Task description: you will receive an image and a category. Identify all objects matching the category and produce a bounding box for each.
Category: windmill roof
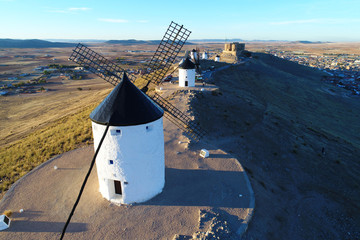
[90,73,164,126]
[179,57,195,69]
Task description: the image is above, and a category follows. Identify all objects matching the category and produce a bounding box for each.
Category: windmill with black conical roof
[67,21,205,204]
[90,73,165,205]
[61,21,206,239]
[178,57,196,87]
[190,48,202,74]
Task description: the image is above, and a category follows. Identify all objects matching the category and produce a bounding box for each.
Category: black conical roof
[90,73,164,126]
[179,57,195,69]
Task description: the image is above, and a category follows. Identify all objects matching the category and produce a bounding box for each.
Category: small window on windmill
[110,128,122,136]
[3,216,9,225]
[0,214,10,230]
[109,160,114,165]
[146,125,153,132]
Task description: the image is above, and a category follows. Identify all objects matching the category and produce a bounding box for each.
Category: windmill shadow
[55,167,83,171]
[11,210,42,220]
[142,168,250,208]
[4,221,87,233]
[208,153,234,159]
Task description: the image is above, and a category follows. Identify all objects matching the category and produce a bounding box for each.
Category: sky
[1,0,360,42]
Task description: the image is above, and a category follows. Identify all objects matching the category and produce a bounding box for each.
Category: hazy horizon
[1,38,359,43]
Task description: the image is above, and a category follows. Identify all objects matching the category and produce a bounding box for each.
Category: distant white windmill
[202,51,208,59]
[178,57,196,87]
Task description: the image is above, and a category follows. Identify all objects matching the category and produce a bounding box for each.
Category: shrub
[3,210,12,217]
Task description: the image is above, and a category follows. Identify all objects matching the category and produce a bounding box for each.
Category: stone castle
[223,42,245,55]
[221,42,246,62]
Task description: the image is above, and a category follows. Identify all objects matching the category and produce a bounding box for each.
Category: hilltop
[0,39,75,48]
[191,53,360,239]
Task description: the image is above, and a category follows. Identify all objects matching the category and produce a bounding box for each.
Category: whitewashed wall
[179,68,195,87]
[92,117,165,204]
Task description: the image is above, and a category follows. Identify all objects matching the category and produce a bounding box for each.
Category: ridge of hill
[191,53,360,239]
[0,39,76,48]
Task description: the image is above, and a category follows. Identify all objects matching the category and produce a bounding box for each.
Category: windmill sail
[142,21,191,88]
[69,43,136,85]
[151,93,205,141]
[68,22,205,141]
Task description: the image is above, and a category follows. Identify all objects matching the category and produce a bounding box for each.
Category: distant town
[266,49,360,95]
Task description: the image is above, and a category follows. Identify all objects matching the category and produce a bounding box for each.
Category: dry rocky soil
[0,82,254,239]
[191,53,360,239]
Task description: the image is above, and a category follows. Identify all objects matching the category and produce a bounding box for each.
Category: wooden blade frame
[69,43,136,85]
[151,93,205,141]
[68,23,205,141]
[143,21,191,86]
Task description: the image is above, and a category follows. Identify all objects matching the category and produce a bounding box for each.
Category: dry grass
[3,210,12,217]
[0,74,153,197]
[0,103,98,193]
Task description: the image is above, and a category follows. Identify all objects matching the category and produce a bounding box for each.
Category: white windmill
[178,57,196,87]
[61,21,205,239]
[90,73,165,204]
[190,49,197,62]
[202,51,208,59]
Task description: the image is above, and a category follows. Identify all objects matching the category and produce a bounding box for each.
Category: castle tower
[90,73,165,205]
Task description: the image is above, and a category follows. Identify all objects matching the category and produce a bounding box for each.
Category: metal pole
[60,122,110,240]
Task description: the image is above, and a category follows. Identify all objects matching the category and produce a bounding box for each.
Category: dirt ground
[0,89,254,239]
[191,54,360,239]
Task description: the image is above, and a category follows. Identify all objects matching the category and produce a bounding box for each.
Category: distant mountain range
[290,40,331,44]
[104,39,196,45]
[105,39,161,45]
[190,39,245,43]
[0,39,76,48]
[0,38,331,48]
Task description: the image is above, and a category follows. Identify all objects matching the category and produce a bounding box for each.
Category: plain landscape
[0,40,360,239]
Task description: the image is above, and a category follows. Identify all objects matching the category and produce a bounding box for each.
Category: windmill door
[185,81,188,87]
[114,180,122,194]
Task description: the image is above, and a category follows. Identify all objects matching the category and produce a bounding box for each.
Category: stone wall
[222,42,246,62]
[224,42,245,54]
